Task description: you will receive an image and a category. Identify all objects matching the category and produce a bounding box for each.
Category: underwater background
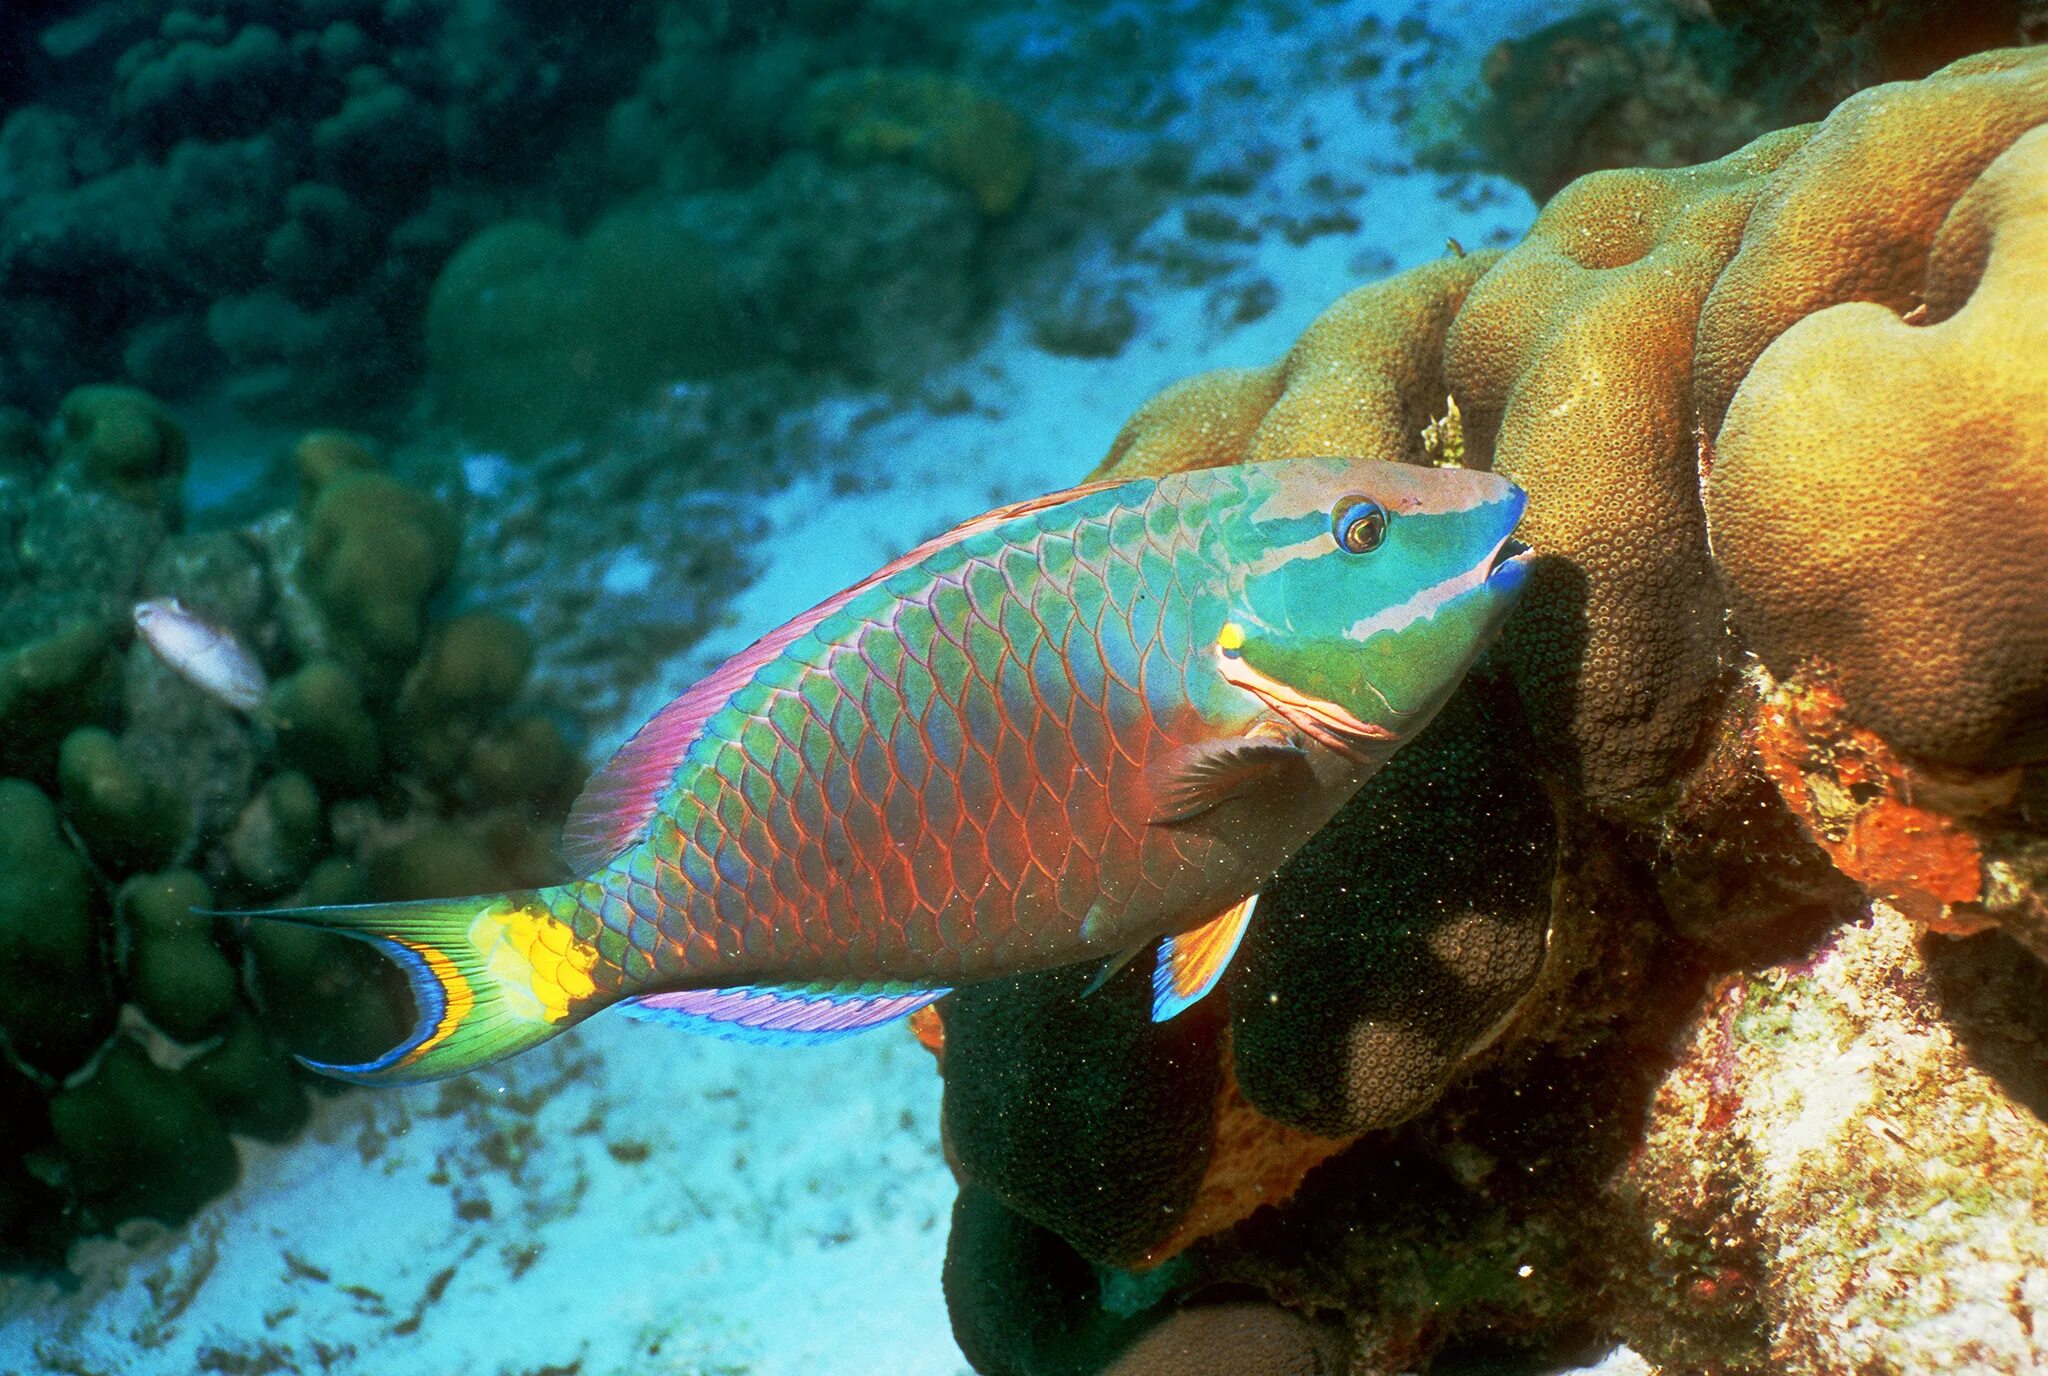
[2,1,2047,1373]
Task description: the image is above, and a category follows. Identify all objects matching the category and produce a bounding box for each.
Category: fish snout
[1477,480,1532,598]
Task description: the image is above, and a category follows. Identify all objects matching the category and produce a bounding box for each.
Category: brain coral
[943,45,2048,1376]
[1706,120,2048,768]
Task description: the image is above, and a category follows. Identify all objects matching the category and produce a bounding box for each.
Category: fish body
[134,597,268,713]
[257,458,1531,1082]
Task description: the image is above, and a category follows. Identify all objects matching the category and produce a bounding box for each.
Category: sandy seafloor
[0,3,1648,1373]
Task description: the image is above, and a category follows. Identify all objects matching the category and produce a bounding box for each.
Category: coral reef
[0,2,1032,444]
[939,48,2048,1375]
[0,3,645,422]
[1706,121,2048,768]
[0,387,581,1269]
[802,66,1035,217]
[1619,905,2048,1373]
[1421,0,2048,200]
[1101,1301,1339,1376]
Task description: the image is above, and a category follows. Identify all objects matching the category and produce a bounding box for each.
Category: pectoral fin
[1152,892,1259,1022]
[1142,735,1311,825]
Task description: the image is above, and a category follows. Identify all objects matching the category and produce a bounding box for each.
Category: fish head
[1204,457,1531,756]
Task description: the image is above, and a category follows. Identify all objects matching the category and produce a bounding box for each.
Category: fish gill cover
[0,2,2046,1376]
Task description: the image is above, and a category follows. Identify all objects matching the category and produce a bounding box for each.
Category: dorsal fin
[561,478,1131,873]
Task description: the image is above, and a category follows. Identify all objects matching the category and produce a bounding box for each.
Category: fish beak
[1478,484,1532,598]
[1484,535,1534,596]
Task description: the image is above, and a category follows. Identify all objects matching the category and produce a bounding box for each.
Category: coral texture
[1707,120,2048,768]
[0,2,1022,435]
[1620,905,2048,1374]
[1429,0,2047,202]
[942,47,2048,1376]
[0,387,581,1268]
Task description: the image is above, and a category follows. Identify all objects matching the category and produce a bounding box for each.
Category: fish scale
[253,458,1533,1082]
[579,481,1209,985]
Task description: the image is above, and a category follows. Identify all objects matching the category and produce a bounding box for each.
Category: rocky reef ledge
[935,47,2048,1376]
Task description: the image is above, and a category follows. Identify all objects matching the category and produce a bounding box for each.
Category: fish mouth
[1215,650,1399,762]
[1487,536,1533,581]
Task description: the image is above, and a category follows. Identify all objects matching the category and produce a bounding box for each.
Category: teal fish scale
[579,479,1246,988]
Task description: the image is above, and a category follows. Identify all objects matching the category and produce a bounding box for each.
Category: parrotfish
[134,597,268,714]
[254,457,1531,1083]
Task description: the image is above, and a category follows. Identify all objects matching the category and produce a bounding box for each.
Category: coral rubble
[939,47,2048,1375]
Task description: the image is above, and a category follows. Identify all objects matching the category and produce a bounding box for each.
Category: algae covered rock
[290,428,379,508]
[0,382,583,1267]
[57,725,191,876]
[127,926,238,1045]
[0,617,118,778]
[267,659,381,794]
[0,779,113,1075]
[182,1010,309,1142]
[803,66,1034,217]
[301,470,459,673]
[48,1036,238,1230]
[226,770,325,894]
[391,610,535,781]
[464,713,582,811]
[1620,906,2048,1374]
[119,868,237,1044]
[52,382,189,507]
[424,214,749,453]
[0,376,588,1262]
[365,821,510,902]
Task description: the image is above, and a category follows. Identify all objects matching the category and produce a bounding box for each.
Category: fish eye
[1333,498,1388,554]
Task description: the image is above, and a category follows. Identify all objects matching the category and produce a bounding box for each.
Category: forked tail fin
[238,889,608,1085]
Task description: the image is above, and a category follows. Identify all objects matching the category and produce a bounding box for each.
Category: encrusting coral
[939,46,2048,1376]
[422,214,751,454]
[0,387,582,1269]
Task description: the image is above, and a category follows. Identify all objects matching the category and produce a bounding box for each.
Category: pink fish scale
[564,477,1268,994]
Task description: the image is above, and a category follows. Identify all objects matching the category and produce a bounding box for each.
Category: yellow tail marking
[468,901,600,1025]
[397,940,475,1067]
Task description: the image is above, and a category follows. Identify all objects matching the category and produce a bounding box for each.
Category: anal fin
[621,981,948,1046]
[1079,944,1146,997]
[1153,892,1259,1022]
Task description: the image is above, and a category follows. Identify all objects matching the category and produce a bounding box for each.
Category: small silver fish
[133,598,268,714]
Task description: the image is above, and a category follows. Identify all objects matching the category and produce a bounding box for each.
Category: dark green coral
[0,779,114,1076]
[57,725,191,876]
[49,1038,238,1229]
[1,386,582,1269]
[301,470,459,675]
